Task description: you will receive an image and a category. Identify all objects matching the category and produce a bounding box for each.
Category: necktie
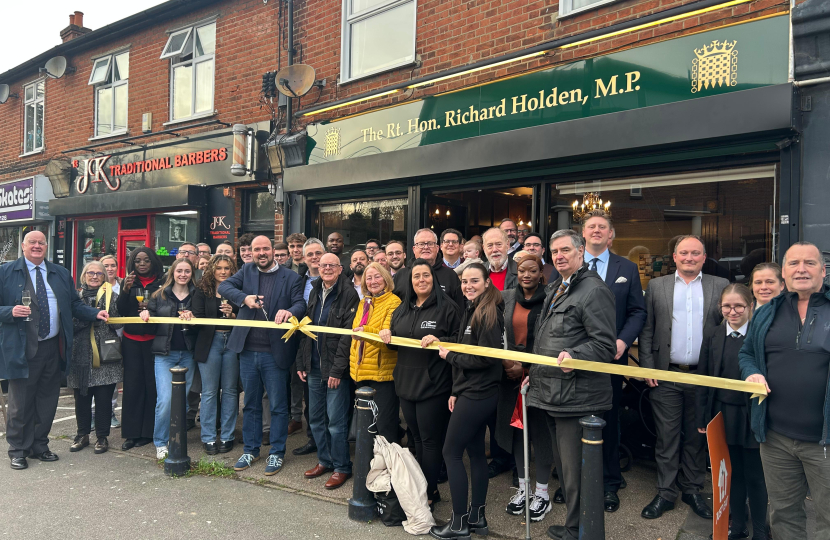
[729,331,741,339]
[35,266,51,339]
[548,282,569,313]
[590,258,599,272]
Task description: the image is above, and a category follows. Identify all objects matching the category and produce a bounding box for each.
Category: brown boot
[287,420,302,435]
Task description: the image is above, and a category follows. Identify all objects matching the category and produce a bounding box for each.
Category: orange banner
[707,412,732,540]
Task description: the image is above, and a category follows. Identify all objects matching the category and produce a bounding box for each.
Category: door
[118,231,150,278]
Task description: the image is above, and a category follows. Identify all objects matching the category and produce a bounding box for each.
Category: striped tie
[548,282,569,313]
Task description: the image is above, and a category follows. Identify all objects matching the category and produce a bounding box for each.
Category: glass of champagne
[220,297,229,318]
[136,289,148,314]
[21,291,32,321]
[178,302,189,332]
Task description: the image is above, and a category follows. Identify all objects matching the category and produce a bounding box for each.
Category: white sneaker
[506,488,526,515]
[156,446,168,460]
[529,494,551,522]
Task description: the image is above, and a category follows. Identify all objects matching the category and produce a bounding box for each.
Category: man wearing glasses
[274,242,291,268]
[499,219,522,256]
[392,228,464,311]
[1,231,109,470]
[384,241,407,276]
[440,229,464,269]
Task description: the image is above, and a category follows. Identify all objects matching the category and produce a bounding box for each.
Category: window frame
[558,0,618,18]
[22,79,45,156]
[163,21,216,122]
[340,0,417,84]
[90,51,130,139]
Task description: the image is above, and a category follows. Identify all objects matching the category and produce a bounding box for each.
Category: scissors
[257,297,270,322]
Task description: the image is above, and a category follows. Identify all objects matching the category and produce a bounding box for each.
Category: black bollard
[348,386,377,522]
[164,366,191,477]
[579,415,606,540]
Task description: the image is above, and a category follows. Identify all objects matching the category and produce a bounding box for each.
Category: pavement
[0,387,817,539]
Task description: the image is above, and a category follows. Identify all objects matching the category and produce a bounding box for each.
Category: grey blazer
[638,273,728,371]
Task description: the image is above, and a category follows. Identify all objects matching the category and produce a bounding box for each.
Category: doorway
[425,186,534,239]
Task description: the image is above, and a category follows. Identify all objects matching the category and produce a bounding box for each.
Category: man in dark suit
[639,234,728,520]
[580,211,647,512]
[219,235,306,476]
[0,231,107,470]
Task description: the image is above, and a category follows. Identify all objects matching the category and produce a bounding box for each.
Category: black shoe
[70,434,89,452]
[94,438,109,454]
[468,505,488,536]
[620,476,627,489]
[30,450,59,462]
[546,525,567,539]
[604,491,620,513]
[429,512,470,540]
[186,419,197,431]
[134,437,152,447]
[487,459,511,479]
[681,493,713,519]
[10,457,28,470]
[641,494,675,519]
[218,440,234,454]
[292,440,317,456]
[512,467,519,488]
[204,442,218,455]
[121,439,137,450]
[553,487,565,504]
[438,461,448,484]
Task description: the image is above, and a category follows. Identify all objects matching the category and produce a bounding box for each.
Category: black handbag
[375,489,406,527]
[92,283,122,367]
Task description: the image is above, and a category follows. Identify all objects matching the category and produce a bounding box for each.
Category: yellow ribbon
[108,316,768,402]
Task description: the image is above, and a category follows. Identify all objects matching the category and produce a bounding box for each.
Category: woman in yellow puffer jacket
[349,262,402,443]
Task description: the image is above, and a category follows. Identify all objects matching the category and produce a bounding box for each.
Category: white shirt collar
[727,322,748,337]
[674,270,703,283]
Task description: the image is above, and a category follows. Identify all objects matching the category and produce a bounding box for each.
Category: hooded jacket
[390,282,461,401]
[349,290,401,382]
[446,299,505,399]
[393,255,465,312]
[527,264,617,415]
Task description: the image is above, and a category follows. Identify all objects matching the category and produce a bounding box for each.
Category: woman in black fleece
[430,263,504,540]
[380,259,461,507]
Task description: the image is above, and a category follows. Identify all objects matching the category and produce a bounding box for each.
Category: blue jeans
[197,332,239,443]
[153,350,195,448]
[308,366,352,474]
[239,350,289,457]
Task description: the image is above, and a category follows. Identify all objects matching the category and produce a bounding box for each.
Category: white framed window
[23,80,45,154]
[89,51,129,137]
[340,0,416,83]
[559,0,618,18]
[161,21,216,121]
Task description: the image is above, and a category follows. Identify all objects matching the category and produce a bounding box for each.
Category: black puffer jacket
[393,256,465,312]
[446,300,505,400]
[116,274,163,337]
[390,286,461,401]
[297,273,360,380]
[147,284,197,356]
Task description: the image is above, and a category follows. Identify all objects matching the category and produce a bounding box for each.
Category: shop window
[23,80,45,154]
[314,197,408,253]
[155,212,200,270]
[341,0,416,83]
[426,187,533,240]
[161,21,216,121]
[0,227,22,265]
[89,51,129,137]
[559,0,618,17]
[551,166,777,290]
[243,191,276,235]
[76,218,119,280]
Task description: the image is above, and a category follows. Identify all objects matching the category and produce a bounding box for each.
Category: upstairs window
[89,51,129,137]
[161,21,216,121]
[559,0,618,17]
[341,0,416,83]
[23,80,45,154]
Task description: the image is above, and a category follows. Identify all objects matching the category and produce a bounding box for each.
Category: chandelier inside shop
[572,192,611,222]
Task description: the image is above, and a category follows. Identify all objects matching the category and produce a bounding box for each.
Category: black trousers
[443,394,498,515]
[400,392,451,496]
[360,380,399,444]
[120,339,157,440]
[6,337,61,458]
[74,384,117,438]
[602,373,624,492]
[729,445,768,536]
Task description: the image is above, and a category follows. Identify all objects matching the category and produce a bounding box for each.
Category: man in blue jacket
[218,235,305,476]
[740,241,830,540]
[0,231,107,470]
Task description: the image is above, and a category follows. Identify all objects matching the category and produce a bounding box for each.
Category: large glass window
[161,21,216,121]
[242,190,276,236]
[426,187,533,240]
[75,218,119,280]
[315,197,408,253]
[23,80,45,154]
[551,167,777,289]
[0,227,22,265]
[341,0,416,82]
[90,51,129,137]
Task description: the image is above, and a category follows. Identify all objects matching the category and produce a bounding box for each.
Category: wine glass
[178,302,189,332]
[220,297,229,319]
[21,291,32,321]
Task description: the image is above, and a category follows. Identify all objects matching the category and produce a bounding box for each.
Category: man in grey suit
[639,235,728,520]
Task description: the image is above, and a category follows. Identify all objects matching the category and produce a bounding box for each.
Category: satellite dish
[0,84,18,104]
[40,56,75,79]
[275,64,316,97]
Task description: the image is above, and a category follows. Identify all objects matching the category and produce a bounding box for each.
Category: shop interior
[313,197,409,254]
[426,187,534,240]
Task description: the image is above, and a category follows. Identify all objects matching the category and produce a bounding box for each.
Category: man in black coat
[0,231,108,470]
[393,228,464,311]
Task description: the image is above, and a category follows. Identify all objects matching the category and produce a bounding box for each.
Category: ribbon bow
[281,316,317,341]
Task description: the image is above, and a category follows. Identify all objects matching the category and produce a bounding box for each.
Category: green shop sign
[307,15,788,165]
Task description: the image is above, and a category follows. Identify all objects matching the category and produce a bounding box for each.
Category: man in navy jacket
[581,212,646,512]
[219,235,305,476]
[0,231,107,470]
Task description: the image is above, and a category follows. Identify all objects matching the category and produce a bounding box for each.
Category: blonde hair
[80,260,106,287]
[361,262,394,297]
[99,254,117,267]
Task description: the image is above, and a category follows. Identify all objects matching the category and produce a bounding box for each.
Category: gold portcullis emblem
[324,127,341,157]
[691,40,737,93]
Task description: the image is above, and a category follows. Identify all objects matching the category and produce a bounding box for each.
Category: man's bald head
[319,252,342,285]
[22,230,47,265]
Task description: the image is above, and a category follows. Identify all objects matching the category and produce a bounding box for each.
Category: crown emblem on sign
[324,127,341,157]
[691,39,738,93]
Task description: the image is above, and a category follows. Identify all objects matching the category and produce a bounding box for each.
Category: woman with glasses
[192,255,239,455]
[98,254,123,429]
[116,247,166,450]
[139,258,197,459]
[696,284,768,540]
[67,261,122,455]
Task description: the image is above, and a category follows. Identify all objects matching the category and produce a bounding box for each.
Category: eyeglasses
[414,242,437,249]
[179,250,196,256]
[320,263,342,269]
[720,304,747,314]
[86,271,105,278]
[442,240,459,245]
[275,253,289,258]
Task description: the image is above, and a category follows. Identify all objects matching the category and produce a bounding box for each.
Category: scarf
[514,285,546,353]
[72,284,102,395]
[356,296,374,366]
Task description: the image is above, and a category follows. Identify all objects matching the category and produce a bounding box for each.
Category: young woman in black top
[430,263,504,540]
[116,247,165,450]
[696,284,768,540]
[380,259,461,507]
